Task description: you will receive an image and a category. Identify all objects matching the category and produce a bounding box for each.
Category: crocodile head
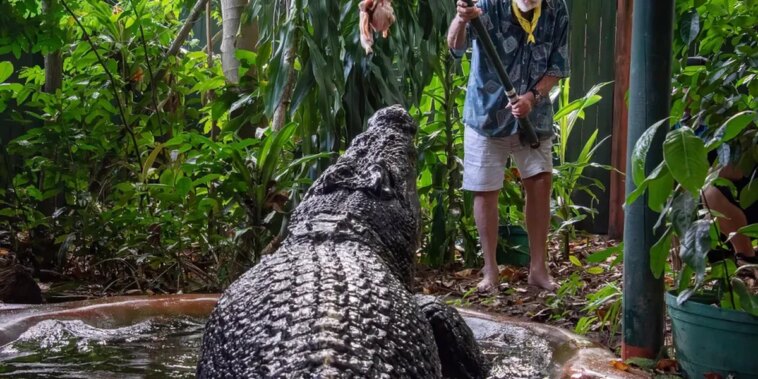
[287,104,420,288]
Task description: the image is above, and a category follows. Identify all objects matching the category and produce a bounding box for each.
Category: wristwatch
[529,88,543,104]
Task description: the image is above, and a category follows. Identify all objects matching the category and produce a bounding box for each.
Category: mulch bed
[415,234,628,353]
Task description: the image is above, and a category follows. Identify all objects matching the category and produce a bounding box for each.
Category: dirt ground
[416,234,629,353]
[415,234,693,377]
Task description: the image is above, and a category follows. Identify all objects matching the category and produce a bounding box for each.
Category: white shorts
[462,126,553,192]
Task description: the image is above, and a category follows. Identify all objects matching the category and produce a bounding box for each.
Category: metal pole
[462,0,540,148]
[622,0,674,359]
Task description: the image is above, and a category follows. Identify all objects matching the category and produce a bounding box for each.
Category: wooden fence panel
[564,0,617,234]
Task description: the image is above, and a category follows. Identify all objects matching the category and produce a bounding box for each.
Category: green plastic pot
[496,225,530,267]
[665,291,758,378]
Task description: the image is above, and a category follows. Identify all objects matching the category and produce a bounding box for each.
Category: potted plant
[496,165,529,267]
[628,2,758,377]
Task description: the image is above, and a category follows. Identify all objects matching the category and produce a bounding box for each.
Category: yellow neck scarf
[511,1,541,44]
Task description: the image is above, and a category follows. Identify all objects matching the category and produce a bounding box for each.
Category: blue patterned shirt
[452,0,570,139]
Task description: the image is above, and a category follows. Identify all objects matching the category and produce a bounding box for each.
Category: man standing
[447,0,570,291]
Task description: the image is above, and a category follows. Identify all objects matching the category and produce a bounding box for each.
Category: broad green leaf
[586,266,604,275]
[707,111,755,150]
[569,255,582,267]
[192,174,222,187]
[159,169,175,186]
[647,171,674,213]
[678,265,695,294]
[255,122,299,206]
[663,127,709,196]
[679,9,700,44]
[277,152,335,181]
[739,180,758,207]
[625,162,667,206]
[190,76,225,92]
[671,190,697,236]
[631,118,668,186]
[681,65,705,76]
[625,178,650,206]
[259,122,298,186]
[586,244,623,263]
[732,278,757,315]
[552,99,583,120]
[680,219,712,288]
[141,143,164,183]
[235,49,257,65]
[175,177,192,197]
[650,229,672,279]
[198,198,219,214]
[738,223,758,238]
[0,61,13,83]
[0,83,23,93]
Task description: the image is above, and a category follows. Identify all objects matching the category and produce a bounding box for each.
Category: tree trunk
[44,52,62,94]
[166,0,211,57]
[220,0,258,84]
[271,0,299,131]
[42,0,63,213]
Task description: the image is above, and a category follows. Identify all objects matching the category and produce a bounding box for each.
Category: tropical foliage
[0,0,620,300]
[0,0,462,292]
[550,79,613,258]
[630,0,757,312]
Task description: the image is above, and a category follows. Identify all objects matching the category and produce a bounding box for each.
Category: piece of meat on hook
[359,0,396,54]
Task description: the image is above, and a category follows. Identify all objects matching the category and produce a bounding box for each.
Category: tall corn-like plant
[246,0,455,156]
[414,54,472,268]
[551,79,613,258]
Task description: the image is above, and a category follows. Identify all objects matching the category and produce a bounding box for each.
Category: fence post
[621,0,674,360]
[608,0,633,240]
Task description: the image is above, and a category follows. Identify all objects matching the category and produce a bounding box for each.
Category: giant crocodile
[197,105,488,378]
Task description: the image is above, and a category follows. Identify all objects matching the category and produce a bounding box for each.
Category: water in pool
[0,317,205,378]
[0,316,552,378]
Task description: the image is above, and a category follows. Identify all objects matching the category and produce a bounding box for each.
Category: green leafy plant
[551,79,614,258]
[0,0,471,293]
[0,0,329,291]
[576,282,622,345]
[546,272,585,320]
[630,0,757,310]
[572,243,623,344]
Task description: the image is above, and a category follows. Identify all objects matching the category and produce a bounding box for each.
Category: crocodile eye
[367,163,395,200]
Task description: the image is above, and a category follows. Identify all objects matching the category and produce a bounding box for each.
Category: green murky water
[0,318,204,378]
[0,316,551,378]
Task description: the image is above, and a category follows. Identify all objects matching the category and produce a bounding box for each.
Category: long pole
[622,0,674,360]
[462,0,540,148]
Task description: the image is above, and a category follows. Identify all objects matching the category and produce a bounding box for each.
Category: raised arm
[447,0,481,51]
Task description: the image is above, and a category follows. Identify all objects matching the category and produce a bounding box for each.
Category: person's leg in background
[522,172,555,290]
[512,139,556,291]
[703,185,756,262]
[473,190,501,291]
[462,128,510,292]
[702,165,756,263]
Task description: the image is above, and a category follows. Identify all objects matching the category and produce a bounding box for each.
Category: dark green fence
[565,0,617,234]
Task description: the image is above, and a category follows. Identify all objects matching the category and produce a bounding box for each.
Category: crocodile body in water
[197,105,487,378]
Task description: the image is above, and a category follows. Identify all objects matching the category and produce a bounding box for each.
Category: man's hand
[507,91,535,118]
[456,0,482,23]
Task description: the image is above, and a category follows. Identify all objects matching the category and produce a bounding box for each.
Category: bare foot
[477,266,500,293]
[528,267,557,291]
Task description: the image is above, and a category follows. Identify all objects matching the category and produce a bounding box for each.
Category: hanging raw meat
[359,0,396,54]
